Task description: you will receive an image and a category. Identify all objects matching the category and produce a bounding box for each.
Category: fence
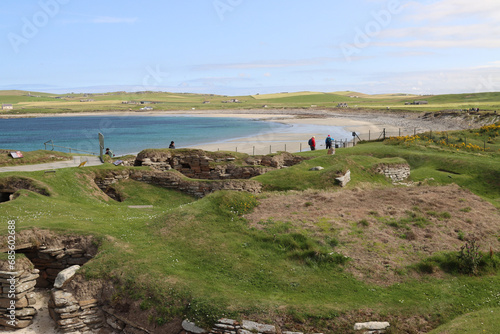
[211,127,426,155]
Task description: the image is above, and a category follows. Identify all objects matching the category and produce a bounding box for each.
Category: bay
[0,115,291,156]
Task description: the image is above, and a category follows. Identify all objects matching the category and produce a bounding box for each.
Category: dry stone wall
[374,164,410,183]
[0,259,39,329]
[95,169,262,198]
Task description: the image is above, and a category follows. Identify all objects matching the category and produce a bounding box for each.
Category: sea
[0,115,351,156]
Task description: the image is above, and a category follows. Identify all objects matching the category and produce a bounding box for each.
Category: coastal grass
[0,149,72,166]
[0,135,499,332]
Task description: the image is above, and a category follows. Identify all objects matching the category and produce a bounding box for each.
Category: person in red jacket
[308,136,316,150]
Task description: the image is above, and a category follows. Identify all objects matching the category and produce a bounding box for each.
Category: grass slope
[0,130,499,333]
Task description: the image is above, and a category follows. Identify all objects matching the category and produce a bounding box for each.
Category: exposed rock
[335,169,351,187]
[54,265,80,288]
[353,321,390,332]
[242,320,276,334]
[182,319,207,333]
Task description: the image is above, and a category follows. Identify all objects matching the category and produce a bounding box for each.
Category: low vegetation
[0,125,499,333]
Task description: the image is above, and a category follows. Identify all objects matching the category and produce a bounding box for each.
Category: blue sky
[1,0,499,95]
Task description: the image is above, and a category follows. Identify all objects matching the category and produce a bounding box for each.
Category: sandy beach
[1,109,472,155]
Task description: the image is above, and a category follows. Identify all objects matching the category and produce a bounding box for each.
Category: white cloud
[405,0,500,22]
[372,0,500,49]
[193,58,338,71]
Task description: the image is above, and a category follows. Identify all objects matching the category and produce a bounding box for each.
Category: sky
[1,0,499,95]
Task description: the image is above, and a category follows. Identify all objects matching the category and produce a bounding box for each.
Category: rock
[353,321,390,331]
[15,306,37,317]
[0,296,28,308]
[335,170,351,187]
[0,318,33,328]
[310,166,324,171]
[54,265,80,288]
[52,290,77,307]
[242,320,276,334]
[55,303,80,314]
[182,319,207,333]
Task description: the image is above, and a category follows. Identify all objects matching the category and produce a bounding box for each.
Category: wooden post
[236,147,238,153]
[369,130,370,141]
[269,145,271,154]
[285,144,287,152]
[253,146,255,155]
[300,143,302,152]
[383,129,386,140]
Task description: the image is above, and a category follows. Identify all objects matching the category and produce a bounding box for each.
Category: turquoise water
[0,115,351,156]
[0,115,291,155]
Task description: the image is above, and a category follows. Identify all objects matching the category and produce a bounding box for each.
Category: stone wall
[23,246,94,288]
[49,286,103,333]
[95,169,263,198]
[374,164,410,183]
[134,149,306,180]
[0,258,39,329]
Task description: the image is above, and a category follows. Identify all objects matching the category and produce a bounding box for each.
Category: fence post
[369,130,370,141]
[300,143,302,152]
[253,146,255,155]
[383,129,386,140]
[285,144,287,152]
[236,147,238,153]
[269,145,272,154]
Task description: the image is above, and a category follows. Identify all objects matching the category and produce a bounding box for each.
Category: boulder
[54,265,80,288]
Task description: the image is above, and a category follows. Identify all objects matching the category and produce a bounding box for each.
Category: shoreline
[1,109,476,155]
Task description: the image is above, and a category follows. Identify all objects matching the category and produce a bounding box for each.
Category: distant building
[337,102,348,108]
[139,106,153,111]
[140,101,152,104]
[203,101,210,104]
[2,104,13,110]
[413,100,428,105]
[80,99,94,102]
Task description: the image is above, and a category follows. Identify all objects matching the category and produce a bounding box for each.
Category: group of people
[308,135,334,151]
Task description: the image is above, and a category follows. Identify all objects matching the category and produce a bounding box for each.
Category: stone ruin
[374,163,411,183]
[93,149,309,199]
[133,149,307,180]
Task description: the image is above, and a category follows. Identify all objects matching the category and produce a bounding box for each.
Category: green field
[1,122,499,333]
[1,89,500,114]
